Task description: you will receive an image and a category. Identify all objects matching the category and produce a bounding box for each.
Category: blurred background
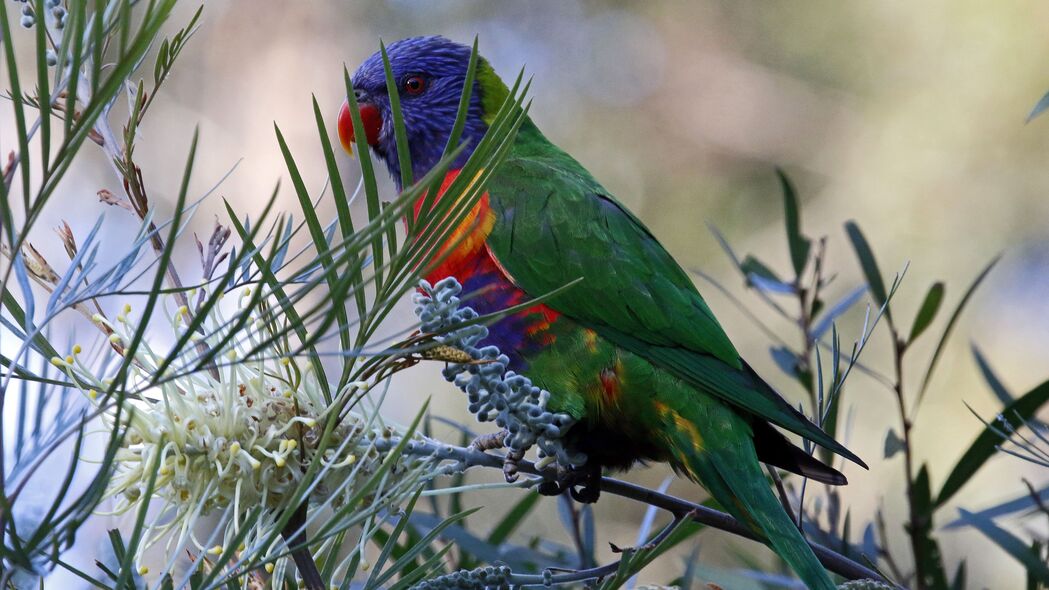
[5,1,1049,587]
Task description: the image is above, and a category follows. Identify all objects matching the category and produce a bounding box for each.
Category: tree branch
[379,438,895,586]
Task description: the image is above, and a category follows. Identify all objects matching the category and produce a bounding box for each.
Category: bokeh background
[5,1,1049,587]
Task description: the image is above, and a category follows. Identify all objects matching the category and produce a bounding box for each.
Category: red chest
[413,170,561,356]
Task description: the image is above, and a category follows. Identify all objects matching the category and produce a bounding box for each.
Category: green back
[483,119,864,466]
[485,121,740,365]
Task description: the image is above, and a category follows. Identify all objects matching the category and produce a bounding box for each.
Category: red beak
[338,100,382,154]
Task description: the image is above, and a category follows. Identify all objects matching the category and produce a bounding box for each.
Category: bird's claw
[502,449,524,483]
[536,462,601,503]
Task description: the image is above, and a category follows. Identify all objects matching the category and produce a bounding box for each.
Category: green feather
[483,119,865,468]
[476,58,509,126]
[653,379,836,589]
[697,425,837,590]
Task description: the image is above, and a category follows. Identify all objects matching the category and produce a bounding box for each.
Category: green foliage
[777,167,811,279]
[907,282,945,345]
[845,220,893,321]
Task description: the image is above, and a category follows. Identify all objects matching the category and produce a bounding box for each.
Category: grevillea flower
[50,290,434,574]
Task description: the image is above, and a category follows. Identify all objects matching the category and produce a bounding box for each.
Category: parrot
[337,36,866,589]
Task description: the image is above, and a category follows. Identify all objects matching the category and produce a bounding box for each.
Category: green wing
[484,125,864,467]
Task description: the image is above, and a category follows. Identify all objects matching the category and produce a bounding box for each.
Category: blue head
[340,36,491,188]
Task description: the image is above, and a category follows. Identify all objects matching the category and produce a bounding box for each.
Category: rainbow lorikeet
[338,36,865,589]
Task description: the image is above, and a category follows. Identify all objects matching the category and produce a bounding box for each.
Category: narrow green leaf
[366,489,424,587]
[117,0,130,56]
[386,545,453,590]
[415,36,480,229]
[275,123,347,401]
[442,36,479,160]
[908,281,945,345]
[0,1,32,208]
[107,124,195,400]
[917,256,998,403]
[61,0,86,142]
[312,95,366,321]
[844,221,891,322]
[223,203,332,402]
[380,40,413,190]
[343,68,385,290]
[112,438,164,590]
[937,378,1049,507]
[371,508,482,588]
[34,0,51,173]
[776,168,810,279]
[910,465,950,590]
[90,0,105,94]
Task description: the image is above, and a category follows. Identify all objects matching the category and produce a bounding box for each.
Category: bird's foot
[502,448,524,483]
[536,462,601,503]
[467,430,524,483]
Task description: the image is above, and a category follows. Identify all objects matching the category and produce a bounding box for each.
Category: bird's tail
[658,398,836,590]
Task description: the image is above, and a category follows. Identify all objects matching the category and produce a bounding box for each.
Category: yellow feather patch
[653,400,704,454]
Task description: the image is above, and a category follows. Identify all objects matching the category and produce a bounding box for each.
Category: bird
[338,35,865,589]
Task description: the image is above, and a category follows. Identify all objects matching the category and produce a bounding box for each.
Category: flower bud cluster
[413,277,585,468]
[11,0,66,30]
[411,565,512,590]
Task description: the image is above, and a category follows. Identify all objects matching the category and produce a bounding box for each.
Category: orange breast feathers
[412,169,497,282]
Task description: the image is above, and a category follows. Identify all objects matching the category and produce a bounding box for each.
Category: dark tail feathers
[752,419,848,485]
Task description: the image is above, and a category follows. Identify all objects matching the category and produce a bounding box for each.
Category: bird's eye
[403,75,427,96]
